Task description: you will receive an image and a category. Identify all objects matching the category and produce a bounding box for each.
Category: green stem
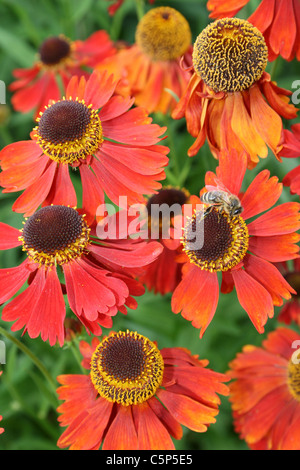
[0,326,58,397]
[270,57,280,81]
[67,337,86,374]
[135,0,145,21]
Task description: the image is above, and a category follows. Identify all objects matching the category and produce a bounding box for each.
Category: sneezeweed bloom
[0,205,163,346]
[172,17,298,168]
[171,149,300,337]
[0,70,169,224]
[277,259,300,327]
[207,0,300,61]
[56,330,229,450]
[138,187,191,295]
[280,124,300,197]
[228,327,300,450]
[116,7,193,114]
[9,32,116,117]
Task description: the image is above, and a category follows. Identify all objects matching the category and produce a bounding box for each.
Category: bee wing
[205,180,232,195]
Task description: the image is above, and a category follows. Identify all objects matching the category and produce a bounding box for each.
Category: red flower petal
[0,260,33,304]
[101,106,167,146]
[132,401,175,450]
[58,397,113,450]
[247,202,300,236]
[214,148,247,195]
[102,405,138,450]
[89,240,163,269]
[25,266,65,346]
[84,70,117,110]
[231,268,274,333]
[147,395,183,441]
[249,83,283,157]
[241,170,282,220]
[0,154,48,191]
[269,0,297,60]
[248,0,275,32]
[10,73,52,114]
[248,233,300,262]
[0,223,22,249]
[79,164,104,226]
[0,140,42,170]
[157,388,218,432]
[243,254,295,306]
[171,265,219,337]
[57,375,98,426]
[43,163,77,208]
[231,91,268,161]
[12,161,57,216]
[63,259,121,322]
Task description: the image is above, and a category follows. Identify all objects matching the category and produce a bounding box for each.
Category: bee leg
[203,206,213,218]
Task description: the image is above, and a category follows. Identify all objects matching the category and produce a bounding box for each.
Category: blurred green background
[0,0,299,450]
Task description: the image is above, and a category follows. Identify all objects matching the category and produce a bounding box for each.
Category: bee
[200,187,243,219]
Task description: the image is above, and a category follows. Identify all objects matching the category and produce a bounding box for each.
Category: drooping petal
[43,163,77,208]
[231,91,268,162]
[268,0,297,60]
[102,405,138,450]
[157,388,219,432]
[79,163,104,226]
[231,268,274,333]
[243,253,295,306]
[132,401,175,450]
[249,83,283,158]
[57,374,98,426]
[25,266,66,346]
[0,260,33,304]
[171,264,219,337]
[57,396,113,450]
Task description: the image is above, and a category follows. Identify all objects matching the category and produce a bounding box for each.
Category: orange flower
[56,330,229,450]
[280,124,300,197]
[0,70,169,224]
[228,327,300,450]
[172,17,298,168]
[115,7,193,114]
[0,205,162,346]
[9,32,116,118]
[171,149,300,337]
[207,0,300,61]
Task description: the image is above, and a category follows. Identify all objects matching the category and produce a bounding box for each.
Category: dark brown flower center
[146,187,189,239]
[182,207,248,272]
[21,205,90,266]
[90,331,164,406]
[34,99,103,164]
[39,36,71,66]
[38,100,92,145]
